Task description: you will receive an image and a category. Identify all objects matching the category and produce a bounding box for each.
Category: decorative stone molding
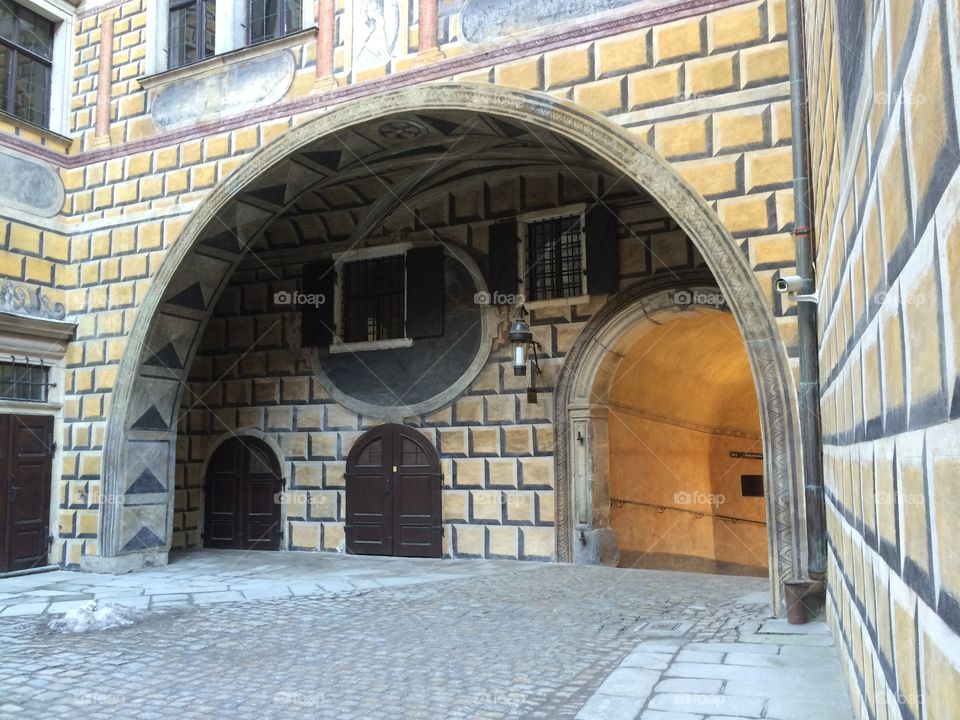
[0,147,65,217]
[0,282,67,321]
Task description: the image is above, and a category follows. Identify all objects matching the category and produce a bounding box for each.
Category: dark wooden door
[204,438,282,551]
[0,414,54,573]
[345,424,442,558]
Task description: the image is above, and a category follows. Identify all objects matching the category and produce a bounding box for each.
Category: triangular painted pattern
[125,467,167,494]
[132,406,169,431]
[144,342,184,369]
[166,282,206,310]
[122,526,165,551]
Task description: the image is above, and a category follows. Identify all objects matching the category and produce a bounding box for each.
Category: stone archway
[555,271,802,612]
[89,83,805,603]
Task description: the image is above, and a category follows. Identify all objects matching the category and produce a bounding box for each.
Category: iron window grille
[0,357,51,402]
[524,212,586,301]
[0,0,54,127]
[340,255,406,344]
[248,0,302,46]
[168,0,216,69]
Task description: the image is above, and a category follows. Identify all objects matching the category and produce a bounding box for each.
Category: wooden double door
[204,437,282,551]
[0,414,54,573]
[345,424,442,558]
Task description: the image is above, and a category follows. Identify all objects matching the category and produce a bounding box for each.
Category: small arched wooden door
[345,424,442,558]
[204,437,282,551]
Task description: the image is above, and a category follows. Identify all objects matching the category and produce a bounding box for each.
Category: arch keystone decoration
[90,83,805,614]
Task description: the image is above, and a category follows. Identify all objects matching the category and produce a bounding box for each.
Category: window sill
[523,294,592,310]
[137,27,317,92]
[0,109,72,150]
[329,338,413,354]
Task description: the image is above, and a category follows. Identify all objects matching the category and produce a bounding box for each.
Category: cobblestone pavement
[0,552,854,719]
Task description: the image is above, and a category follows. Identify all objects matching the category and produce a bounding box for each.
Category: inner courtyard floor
[0,551,854,719]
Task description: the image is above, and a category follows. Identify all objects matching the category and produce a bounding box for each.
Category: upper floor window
[523,211,587,302]
[340,254,406,344]
[248,0,301,45]
[0,0,54,127]
[168,0,216,69]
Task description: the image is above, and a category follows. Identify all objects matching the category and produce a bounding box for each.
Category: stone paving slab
[0,552,855,719]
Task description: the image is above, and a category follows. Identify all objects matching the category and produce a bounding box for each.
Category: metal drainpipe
[787,0,826,580]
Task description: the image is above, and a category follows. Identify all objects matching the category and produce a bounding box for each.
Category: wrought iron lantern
[507,306,541,402]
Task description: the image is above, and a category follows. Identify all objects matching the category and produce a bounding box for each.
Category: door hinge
[47,432,57,458]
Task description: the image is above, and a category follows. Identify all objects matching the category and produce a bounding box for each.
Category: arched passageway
[604,307,768,576]
[92,83,804,611]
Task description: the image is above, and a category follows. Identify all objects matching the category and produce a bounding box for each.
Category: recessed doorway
[203,437,283,551]
[345,424,442,558]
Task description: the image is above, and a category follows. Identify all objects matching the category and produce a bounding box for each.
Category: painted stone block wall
[805,0,960,717]
[0,0,802,567]
[170,176,710,559]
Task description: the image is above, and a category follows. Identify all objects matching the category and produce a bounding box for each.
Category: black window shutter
[406,245,445,338]
[585,206,620,295]
[488,220,518,298]
[300,260,335,347]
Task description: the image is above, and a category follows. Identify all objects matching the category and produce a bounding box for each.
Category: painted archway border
[554,272,803,613]
[93,83,806,608]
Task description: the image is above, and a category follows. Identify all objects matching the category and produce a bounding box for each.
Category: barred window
[0,358,50,402]
[524,213,585,301]
[340,255,405,343]
[0,0,54,127]
[168,0,216,69]
[248,0,301,45]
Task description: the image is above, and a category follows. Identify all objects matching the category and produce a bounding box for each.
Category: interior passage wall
[805,1,960,717]
[606,311,767,571]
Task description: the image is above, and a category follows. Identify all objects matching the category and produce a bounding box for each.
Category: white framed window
[0,0,73,134]
[329,243,413,354]
[518,204,589,306]
[148,0,313,73]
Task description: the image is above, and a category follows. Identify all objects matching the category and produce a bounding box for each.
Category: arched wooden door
[345,424,442,558]
[204,437,282,551]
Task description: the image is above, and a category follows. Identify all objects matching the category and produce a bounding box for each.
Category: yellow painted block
[9,225,41,254]
[595,29,649,77]
[717,193,772,235]
[675,155,740,198]
[189,163,217,190]
[708,1,765,51]
[0,251,24,278]
[166,170,188,194]
[653,16,704,64]
[496,57,542,90]
[118,92,145,118]
[745,146,794,190]
[686,54,736,96]
[233,126,259,153]
[126,152,152,177]
[487,526,518,558]
[545,44,592,88]
[740,42,790,86]
[520,526,554,558]
[573,76,624,115]
[750,233,795,266]
[654,116,709,159]
[714,106,766,152]
[453,525,483,556]
[627,65,681,109]
[204,135,230,160]
[155,146,178,171]
[140,175,163,200]
[24,257,53,284]
[113,180,138,204]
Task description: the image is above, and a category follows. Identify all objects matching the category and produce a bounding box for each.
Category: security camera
[775,275,804,294]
